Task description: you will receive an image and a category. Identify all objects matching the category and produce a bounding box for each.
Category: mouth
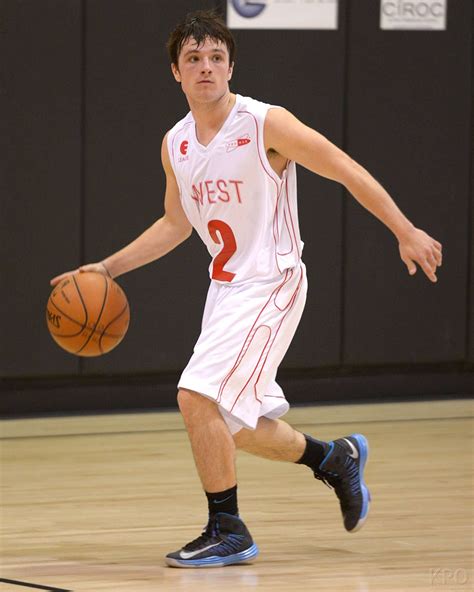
[198,80,213,84]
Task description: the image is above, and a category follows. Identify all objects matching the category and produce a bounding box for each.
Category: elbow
[182,225,193,241]
[175,221,193,245]
[339,157,367,192]
[161,214,192,244]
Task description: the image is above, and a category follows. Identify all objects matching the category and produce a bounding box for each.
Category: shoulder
[167,111,194,140]
[264,108,311,154]
[161,132,172,172]
[265,106,293,129]
[236,94,277,117]
[164,113,194,161]
[236,96,291,138]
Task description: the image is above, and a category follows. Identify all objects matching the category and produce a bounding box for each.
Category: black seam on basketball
[98,302,130,350]
[75,275,108,354]
[47,298,87,336]
[49,323,126,341]
[50,328,126,341]
[71,275,89,328]
[48,298,124,338]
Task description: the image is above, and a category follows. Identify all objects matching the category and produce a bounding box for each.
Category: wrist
[100,260,114,278]
[394,220,416,243]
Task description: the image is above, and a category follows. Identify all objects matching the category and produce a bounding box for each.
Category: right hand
[398,227,442,283]
[50,262,111,287]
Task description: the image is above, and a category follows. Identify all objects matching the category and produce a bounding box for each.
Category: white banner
[227,0,338,30]
[380,0,447,30]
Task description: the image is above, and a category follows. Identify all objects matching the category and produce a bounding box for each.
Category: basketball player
[51,11,442,568]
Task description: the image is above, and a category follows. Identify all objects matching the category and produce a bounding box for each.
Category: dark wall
[2,0,82,377]
[343,1,472,365]
[2,1,472,400]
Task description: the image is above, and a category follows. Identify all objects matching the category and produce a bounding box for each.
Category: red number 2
[208,219,237,282]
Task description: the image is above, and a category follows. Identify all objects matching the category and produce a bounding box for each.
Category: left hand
[50,262,111,287]
[398,227,442,283]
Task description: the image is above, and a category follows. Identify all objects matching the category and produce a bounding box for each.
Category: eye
[212,55,222,62]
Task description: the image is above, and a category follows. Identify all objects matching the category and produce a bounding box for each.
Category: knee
[177,389,198,417]
[177,389,214,421]
[233,427,249,449]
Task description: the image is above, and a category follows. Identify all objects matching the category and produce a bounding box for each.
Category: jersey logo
[178,140,190,163]
[226,134,251,153]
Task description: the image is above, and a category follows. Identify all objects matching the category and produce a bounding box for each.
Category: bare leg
[177,388,237,492]
[233,416,306,462]
[166,390,259,568]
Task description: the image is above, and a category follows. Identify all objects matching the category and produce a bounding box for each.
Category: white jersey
[167,94,303,285]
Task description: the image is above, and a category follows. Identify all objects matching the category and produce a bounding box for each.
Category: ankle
[206,484,239,517]
[296,434,330,472]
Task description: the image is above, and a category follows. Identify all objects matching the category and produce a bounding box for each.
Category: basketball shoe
[315,434,370,532]
[165,513,259,568]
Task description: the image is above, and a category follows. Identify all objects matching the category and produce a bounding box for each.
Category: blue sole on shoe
[165,543,259,568]
[349,433,371,532]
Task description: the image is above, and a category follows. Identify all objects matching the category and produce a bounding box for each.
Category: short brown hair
[167,9,236,66]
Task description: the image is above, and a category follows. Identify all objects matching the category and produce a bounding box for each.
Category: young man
[51,11,442,568]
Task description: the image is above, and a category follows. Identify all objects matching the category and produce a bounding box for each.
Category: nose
[201,57,212,73]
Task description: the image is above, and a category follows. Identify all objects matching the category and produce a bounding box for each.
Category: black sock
[296,434,330,471]
[206,485,239,517]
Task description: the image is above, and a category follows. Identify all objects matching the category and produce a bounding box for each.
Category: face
[171,36,234,103]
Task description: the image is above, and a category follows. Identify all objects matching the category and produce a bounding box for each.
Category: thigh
[179,263,307,430]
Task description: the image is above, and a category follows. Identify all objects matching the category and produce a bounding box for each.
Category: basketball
[46,272,130,356]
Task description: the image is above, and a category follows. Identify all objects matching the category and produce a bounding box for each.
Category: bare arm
[50,134,192,286]
[264,108,442,282]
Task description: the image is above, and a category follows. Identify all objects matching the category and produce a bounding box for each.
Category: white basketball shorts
[178,262,308,434]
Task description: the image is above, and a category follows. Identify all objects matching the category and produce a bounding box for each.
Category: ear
[227,61,234,81]
[171,63,181,83]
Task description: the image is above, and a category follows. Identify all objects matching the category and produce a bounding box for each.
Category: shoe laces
[182,515,221,552]
[315,446,361,512]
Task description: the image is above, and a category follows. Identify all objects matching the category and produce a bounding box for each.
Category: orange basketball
[46,272,130,356]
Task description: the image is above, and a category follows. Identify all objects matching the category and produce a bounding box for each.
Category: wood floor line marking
[0,577,73,591]
[1,414,472,441]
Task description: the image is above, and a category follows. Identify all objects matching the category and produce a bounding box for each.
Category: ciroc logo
[381,0,445,19]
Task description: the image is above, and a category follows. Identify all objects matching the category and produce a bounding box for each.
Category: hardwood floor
[1,399,472,591]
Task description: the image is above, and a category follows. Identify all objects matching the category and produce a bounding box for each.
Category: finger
[434,240,443,251]
[426,253,437,269]
[426,245,442,267]
[79,263,109,276]
[404,259,417,276]
[420,259,437,283]
[50,274,71,287]
[77,265,94,274]
[50,276,63,287]
[50,270,76,287]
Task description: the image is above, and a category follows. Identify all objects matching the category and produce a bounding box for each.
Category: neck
[189,91,236,134]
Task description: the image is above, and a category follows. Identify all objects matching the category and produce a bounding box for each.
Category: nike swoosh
[180,541,222,560]
[213,494,233,504]
[342,438,359,459]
